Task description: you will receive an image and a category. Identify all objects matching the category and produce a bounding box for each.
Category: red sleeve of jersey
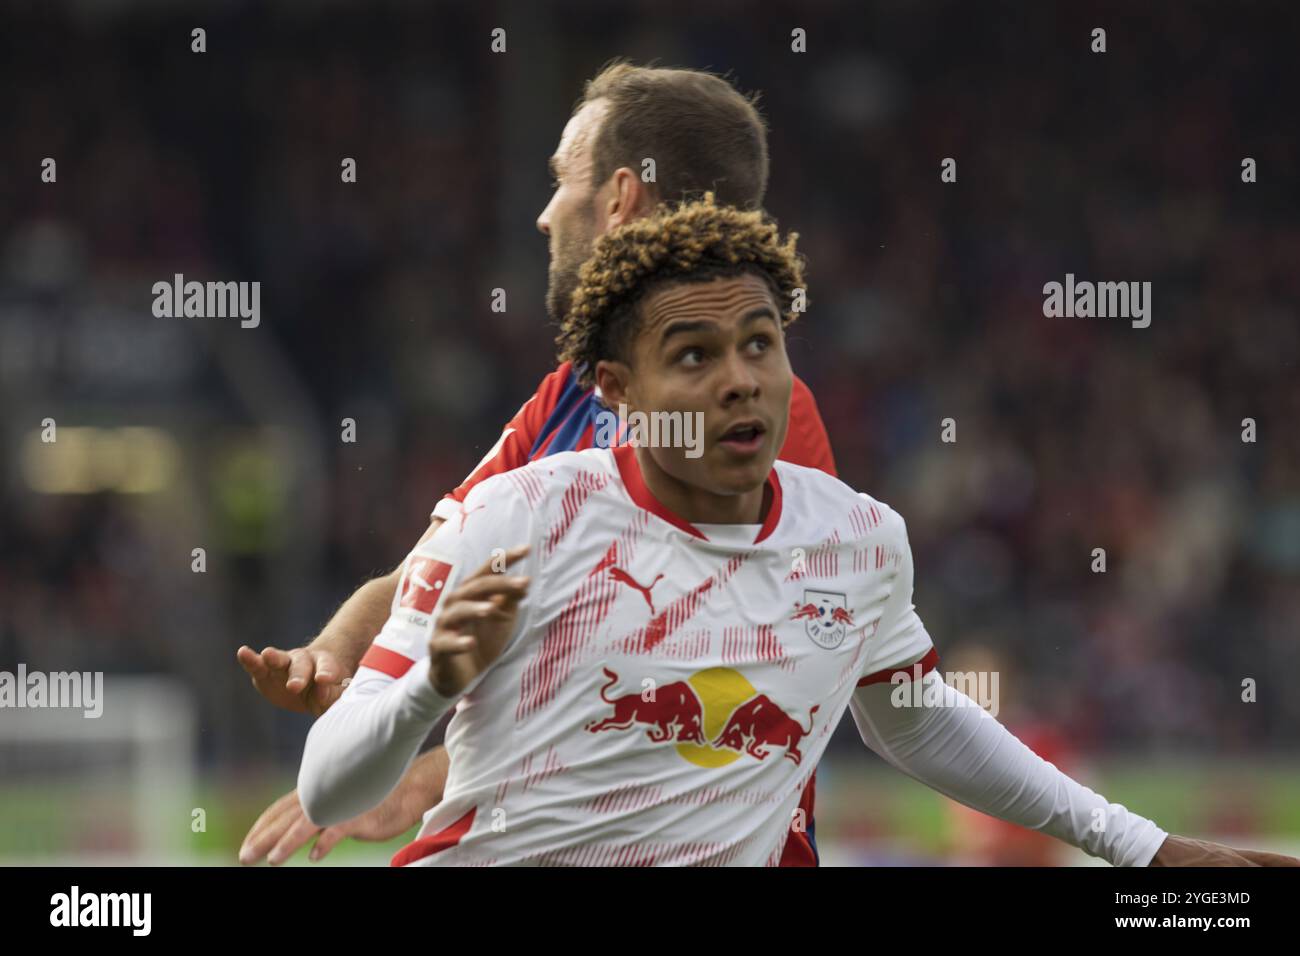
[441,362,571,505]
[778,374,837,477]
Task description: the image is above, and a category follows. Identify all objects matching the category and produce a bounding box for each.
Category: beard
[545,256,582,324]
[545,210,597,323]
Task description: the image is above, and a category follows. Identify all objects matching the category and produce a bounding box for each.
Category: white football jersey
[355,445,935,866]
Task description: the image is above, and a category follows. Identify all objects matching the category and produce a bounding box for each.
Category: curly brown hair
[556,193,806,387]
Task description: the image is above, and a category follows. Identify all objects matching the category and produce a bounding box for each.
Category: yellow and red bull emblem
[587,667,818,769]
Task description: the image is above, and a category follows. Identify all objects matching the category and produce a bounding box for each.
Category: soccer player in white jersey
[297,195,1297,867]
[239,62,829,867]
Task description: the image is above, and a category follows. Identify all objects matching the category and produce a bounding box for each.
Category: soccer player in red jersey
[238,63,830,865]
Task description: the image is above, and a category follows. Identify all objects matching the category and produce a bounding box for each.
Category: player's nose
[536,198,554,237]
[718,349,761,405]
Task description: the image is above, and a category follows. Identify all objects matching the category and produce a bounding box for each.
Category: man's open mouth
[718,420,767,452]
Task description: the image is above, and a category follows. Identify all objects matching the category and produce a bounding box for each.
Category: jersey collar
[611,444,782,544]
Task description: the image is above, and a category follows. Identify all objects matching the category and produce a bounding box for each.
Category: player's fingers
[246,789,301,838]
[309,826,348,861]
[477,591,525,624]
[239,791,302,864]
[261,646,293,671]
[494,586,528,613]
[236,646,268,679]
[267,807,321,866]
[311,649,347,685]
[463,545,530,582]
[307,679,348,719]
[429,632,476,657]
[436,600,507,631]
[285,648,315,693]
[240,816,288,865]
[447,574,530,604]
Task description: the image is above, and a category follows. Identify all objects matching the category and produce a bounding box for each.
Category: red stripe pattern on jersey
[627,553,749,653]
[784,530,841,582]
[543,470,611,558]
[582,783,666,815]
[505,468,546,508]
[527,839,751,867]
[721,624,795,673]
[515,515,650,719]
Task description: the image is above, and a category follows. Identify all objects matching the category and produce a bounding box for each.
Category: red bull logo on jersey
[791,589,852,649]
[713,695,819,765]
[586,668,706,745]
[586,667,818,769]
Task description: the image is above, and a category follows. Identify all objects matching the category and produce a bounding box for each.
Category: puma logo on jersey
[457,501,486,532]
[608,567,664,615]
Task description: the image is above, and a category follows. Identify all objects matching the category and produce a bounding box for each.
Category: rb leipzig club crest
[790,589,854,649]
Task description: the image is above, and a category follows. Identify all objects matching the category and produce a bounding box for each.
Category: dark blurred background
[1,0,1297,863]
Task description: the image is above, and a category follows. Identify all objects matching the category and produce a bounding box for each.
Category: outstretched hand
[239,785,415,865]
[237,644,350,717]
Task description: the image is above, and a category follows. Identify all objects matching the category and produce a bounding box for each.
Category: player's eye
[746,333,773,355]
[676,346,706,368]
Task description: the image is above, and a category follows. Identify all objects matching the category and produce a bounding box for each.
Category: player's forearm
[849,673,1167,867]
[309,567,402,672]
[403,745,452,817]
[298,664,455,827]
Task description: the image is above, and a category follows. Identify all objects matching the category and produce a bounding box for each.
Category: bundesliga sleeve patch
[359,551,461,673]
[398,555,456,619]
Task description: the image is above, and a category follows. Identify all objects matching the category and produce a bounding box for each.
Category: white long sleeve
[298,660,454,827]
[297,470,539,828]
[850,671,1168,867]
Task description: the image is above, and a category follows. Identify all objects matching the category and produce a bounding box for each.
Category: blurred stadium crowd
[1,0,1297,794]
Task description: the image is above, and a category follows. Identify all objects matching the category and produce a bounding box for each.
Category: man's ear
[601,168,658,230]
[595,358,633,409]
